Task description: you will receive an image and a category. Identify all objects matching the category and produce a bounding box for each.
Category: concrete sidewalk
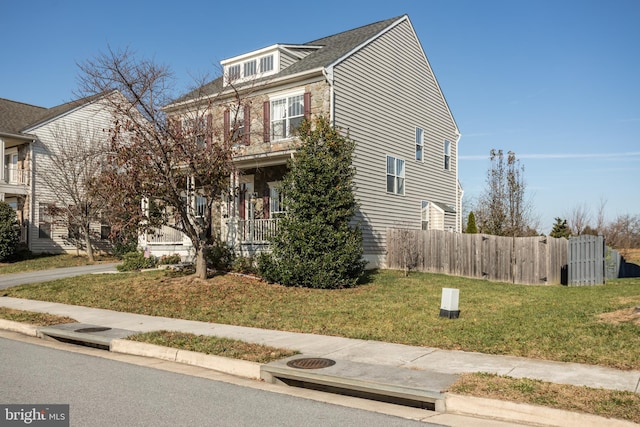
[1,296,639,426]
[1,296,638,393]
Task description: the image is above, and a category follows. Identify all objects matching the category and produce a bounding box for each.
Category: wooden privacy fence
[387,229,568,285]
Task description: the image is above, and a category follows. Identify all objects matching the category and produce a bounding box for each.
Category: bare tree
[37,123,109,261]
[603,214,640,256]
[475,149,537,237]
[596,197,607,234]
[76,47,243,279]
[567,202,592,236]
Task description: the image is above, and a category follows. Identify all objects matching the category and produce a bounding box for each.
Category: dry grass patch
[128,330,298,363]
[6,269,640,369]
[449,373,640,424]
[0,307,76,326]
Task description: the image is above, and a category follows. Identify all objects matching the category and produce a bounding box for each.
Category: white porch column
[0,193,4,202]
[0,138,5,183]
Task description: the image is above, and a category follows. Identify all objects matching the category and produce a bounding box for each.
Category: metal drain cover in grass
[286,358,336,369]
[74,327,112,333]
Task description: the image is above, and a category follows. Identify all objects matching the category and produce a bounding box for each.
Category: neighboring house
[0,94,114,254]
[158,14,461,268]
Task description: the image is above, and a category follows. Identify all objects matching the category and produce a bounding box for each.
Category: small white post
[440,288,460,319]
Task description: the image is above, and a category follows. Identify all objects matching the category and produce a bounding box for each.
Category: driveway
[0,263,120,290]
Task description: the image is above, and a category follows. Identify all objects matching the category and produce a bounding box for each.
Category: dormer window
[244,60,257,77]
[228,64,241,82]
[260,55,273,73]
[222,47,281,86]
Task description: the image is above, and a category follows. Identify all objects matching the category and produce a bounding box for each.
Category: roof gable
[169,15,405,107]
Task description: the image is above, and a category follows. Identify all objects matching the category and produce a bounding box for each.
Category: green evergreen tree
[0,201,20,261]
[259,117,365,289]
[549,217,571,239]
[465,211,478,234]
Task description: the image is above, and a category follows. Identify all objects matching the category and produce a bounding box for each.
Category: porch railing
[236,218,280,243]
[3,166,29,185]
[144,225,186,245]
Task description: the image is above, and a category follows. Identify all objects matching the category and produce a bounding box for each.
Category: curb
[110,339,262,380]
[0,319,38,337]
[0,321,636,426]
[445,393,638,427]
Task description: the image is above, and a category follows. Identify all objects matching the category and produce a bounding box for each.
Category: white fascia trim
[220,44,282,65]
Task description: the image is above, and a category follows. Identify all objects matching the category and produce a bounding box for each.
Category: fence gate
[568,235,604,285]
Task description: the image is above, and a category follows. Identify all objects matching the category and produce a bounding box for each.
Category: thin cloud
[460,152,640,161]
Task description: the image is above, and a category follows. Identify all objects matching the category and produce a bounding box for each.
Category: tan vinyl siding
[279,51,298,70]
[333,20,459,258]
[28,100,113,254]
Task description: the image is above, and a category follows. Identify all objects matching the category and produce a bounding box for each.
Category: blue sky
[2,0,638,233]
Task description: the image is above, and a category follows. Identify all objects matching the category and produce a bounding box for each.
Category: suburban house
[154,14,461,268]
[0,94,114,255]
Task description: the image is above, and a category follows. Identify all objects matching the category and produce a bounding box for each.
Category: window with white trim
[421,200,430,230]
[228,64,241,82]
[195,195,207,218]
[38,203,51,238]
[444,140,451,170]
[244,60,257,77]
[271,94,304,141]
[260,55,273,73]
[415,127,424,161]
[268,181,285,216]
[386,156,405,195]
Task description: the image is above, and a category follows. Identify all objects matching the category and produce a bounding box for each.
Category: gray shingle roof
[171,15,405,106]
[0,92,107,136]
[0,98,46,135]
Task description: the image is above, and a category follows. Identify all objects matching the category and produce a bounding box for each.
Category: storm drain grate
[286,358,336,370]
[74,327,112,333]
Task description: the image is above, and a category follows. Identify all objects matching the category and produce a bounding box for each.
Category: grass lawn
[4,269,640,370]
[0,254,117,274]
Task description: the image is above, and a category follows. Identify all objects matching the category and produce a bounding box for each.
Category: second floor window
[444,140,451,170]
[271,94,304,141]
[260,55,274,73]
[415,127,424,161]
[386,156,405,195]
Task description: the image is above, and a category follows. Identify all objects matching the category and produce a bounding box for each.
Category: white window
[421,201,430,230]
[244,60,257,77]
[386,156,405,195]
[271,94,304,141]
[38,203,51,239]
[228,64,241,82]
[415,127,424,161]
[195,195,207,218]
[444,140,451,170]
[268,181,285,216]
[232,107,245,140]
[260,55,274,73]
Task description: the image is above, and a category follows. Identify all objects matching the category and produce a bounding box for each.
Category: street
[0,335,437,427]
[0,264,120,290]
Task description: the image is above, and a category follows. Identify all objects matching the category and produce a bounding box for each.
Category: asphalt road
[0,263,120,290]
[0,336,437,427]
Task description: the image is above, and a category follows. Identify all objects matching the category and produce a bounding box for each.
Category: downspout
[322,66,335,126]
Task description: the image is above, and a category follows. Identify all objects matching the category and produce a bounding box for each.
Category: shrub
[158,254,182,265]
[0,202,20,261]
[111,235,139,259]
[259,117,365,288]
[205,241,235,271]
[231,256,255,275]
[117,251,157,271]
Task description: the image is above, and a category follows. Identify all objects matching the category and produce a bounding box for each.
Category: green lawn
[5,269,640,370]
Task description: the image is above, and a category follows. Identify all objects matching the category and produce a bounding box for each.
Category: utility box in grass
[440,288,460,319]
